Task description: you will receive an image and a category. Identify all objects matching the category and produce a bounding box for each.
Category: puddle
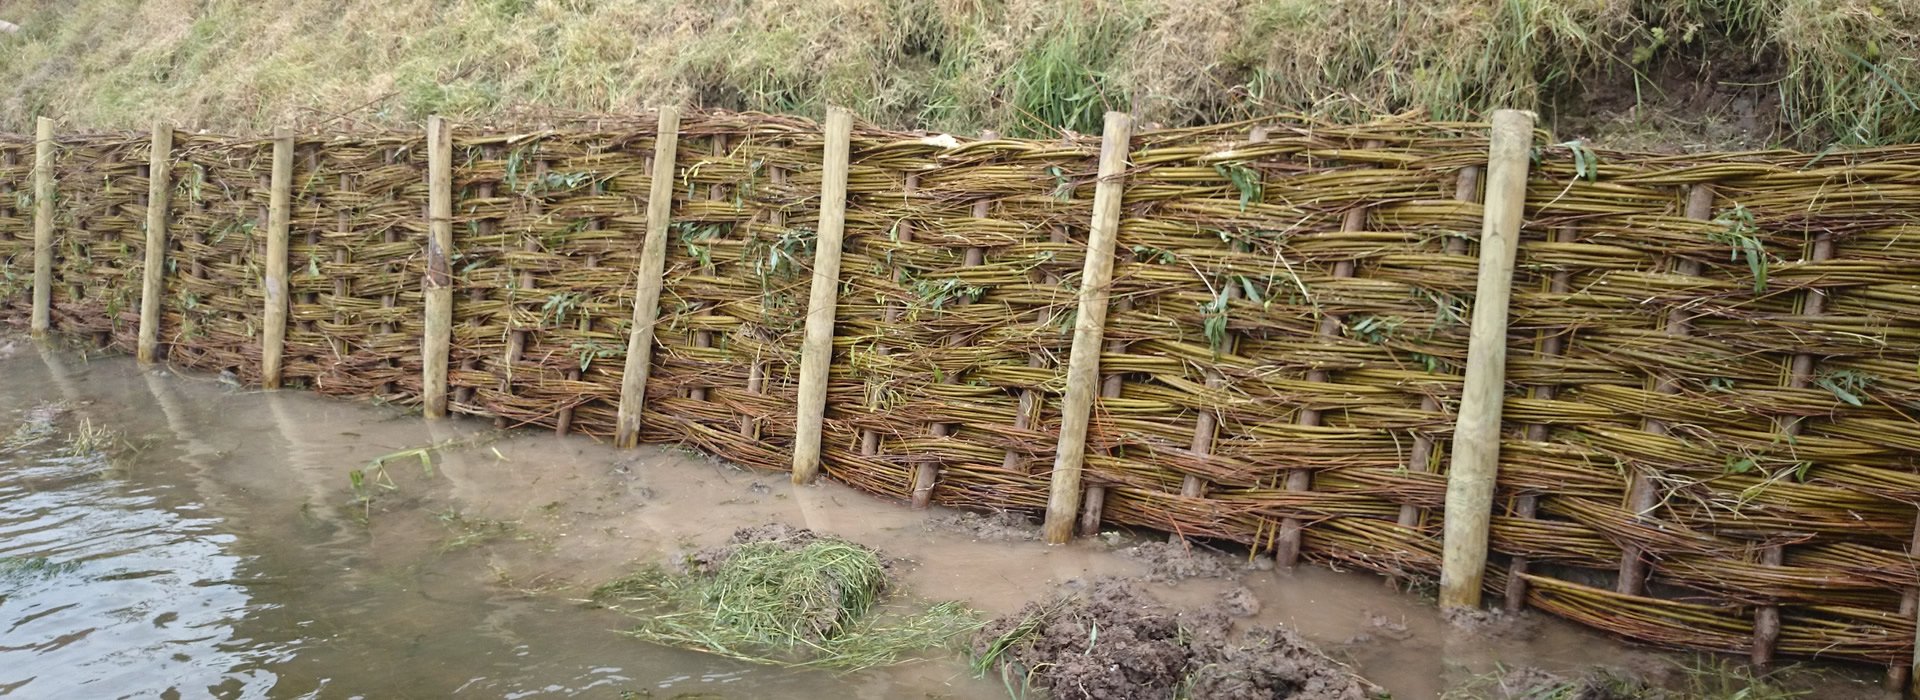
[0,338,1886,698]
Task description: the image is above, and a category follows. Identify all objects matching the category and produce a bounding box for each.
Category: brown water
[0,338,1884,699]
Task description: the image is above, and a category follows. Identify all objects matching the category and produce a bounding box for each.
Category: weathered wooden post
[1437,108,1534,610]
[29,116,53,337]
[421,115,454,418]
[136,122,172,365]
[260,127,295,388]
[789,107,855,484]
[1041,111,1133,544]
[615,106,683,449]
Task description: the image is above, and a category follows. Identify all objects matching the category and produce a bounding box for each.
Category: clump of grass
[0,555,82,581]
[63,417,120,457]
[1677,657,1808,700]
[592,529,980,671]
[1442,658,1809,700]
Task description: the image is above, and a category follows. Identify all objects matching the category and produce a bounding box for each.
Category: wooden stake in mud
[790,106,855,484]
[136,122,173,365]
[1041,111,1133,544]
[421,115,455,419]
[1438,108,1535,610]
[260,127,295,389]
[615,106,683,449]
[29,116,54,338]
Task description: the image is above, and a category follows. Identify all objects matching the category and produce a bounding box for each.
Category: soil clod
[972,578,1375,700]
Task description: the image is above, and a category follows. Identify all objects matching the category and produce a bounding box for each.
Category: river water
[0,338,1881,699]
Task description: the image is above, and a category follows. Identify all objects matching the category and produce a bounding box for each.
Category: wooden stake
[1753,231,1832,668]
[29,116,53,338]
[1437,108,1535,610]
[421,115,454,419]
[1504,223,1574,612]
[1275,138,1384,568]
[260,127,295,388]
[615,106,683,449]
[136,122,172,365]
[1041,111,1133,544]
[1899,517,1920,695]
[1182,125,1269,503]
[790,106,855,484]
[1618,183,1714,596]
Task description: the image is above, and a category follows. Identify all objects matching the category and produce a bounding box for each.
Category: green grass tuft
[594,535,980,671]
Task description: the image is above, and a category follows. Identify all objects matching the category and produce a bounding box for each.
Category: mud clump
[1443,606,1539,643]
[1120,540,1237,583]
[1219,585,1261,617]
[925,510,1039,542]
[683,522,820,573]
[973,579,1374,700]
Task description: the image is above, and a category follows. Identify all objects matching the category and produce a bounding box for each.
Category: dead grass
[0,0,1912,145]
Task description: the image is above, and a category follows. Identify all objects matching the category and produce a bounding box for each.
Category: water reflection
[0,413,284,697]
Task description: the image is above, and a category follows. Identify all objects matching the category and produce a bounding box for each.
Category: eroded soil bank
[0,338,1886,698]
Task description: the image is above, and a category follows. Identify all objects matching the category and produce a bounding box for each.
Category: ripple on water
[0,436,289,698]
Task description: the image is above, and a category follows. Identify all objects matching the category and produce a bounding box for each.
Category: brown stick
[1186,126,1273,499]
[790,106,855,484]
[740,163,784,440]
[1503,223,1574,612]
[1275,136,1391,568]
[1003,224,1071,472]
[260,127,295,389]
[1437,109,1535,610]
[1750,232,1831,667]
[616,107,683,448]
[1390,165,1482,585]
[30,116,53,337]
[454,145,494,409]
[1617,183,1715,595]
[421,115,454,419]
[1042,111,1133,544]
[862,172,916,458]
[137,122,173,365]
[913,136,998,508]
[689,135,727,402]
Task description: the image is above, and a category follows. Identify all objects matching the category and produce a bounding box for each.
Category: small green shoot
[1710,204,1769,293]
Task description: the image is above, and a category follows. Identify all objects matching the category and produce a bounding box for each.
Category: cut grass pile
[591,525,979,671]
[0,0,1912,146]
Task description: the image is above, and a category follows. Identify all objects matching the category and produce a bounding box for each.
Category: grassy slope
[0,0,1914,146]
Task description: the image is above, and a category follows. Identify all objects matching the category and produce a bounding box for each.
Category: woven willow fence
[3,109,1919,683]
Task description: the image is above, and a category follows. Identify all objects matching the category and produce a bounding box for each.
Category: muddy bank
[0,341,1890,699]
[975,578,1375,700]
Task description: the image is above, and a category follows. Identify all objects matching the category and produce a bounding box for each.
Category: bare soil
[972,578,1376,700]
[924,510,1040,542]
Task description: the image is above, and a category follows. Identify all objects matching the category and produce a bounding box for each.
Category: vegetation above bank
[0,1,1915,148]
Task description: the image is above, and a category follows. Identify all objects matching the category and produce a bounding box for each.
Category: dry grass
[0,0,1913,145]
